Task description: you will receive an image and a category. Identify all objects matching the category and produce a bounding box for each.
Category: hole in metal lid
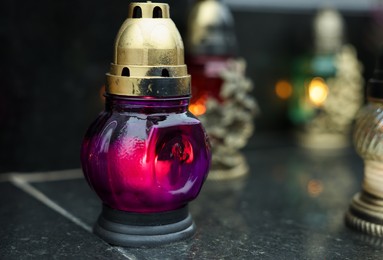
[133,6,142,18]
[121,67,130,77]
[161,69,170,77]
[153,6,162,18]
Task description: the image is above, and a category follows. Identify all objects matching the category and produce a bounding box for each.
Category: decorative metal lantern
[81,2,211,247]
[288,8,363,149]
[346,51,383,236]
[186,0,258,180]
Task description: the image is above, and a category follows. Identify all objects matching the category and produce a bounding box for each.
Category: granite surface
[1,138,383,259]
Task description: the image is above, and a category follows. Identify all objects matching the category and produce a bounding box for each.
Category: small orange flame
[308,77,328,107]
[189,96,207,116]
[189,103,207,116]
[275,80,293,99]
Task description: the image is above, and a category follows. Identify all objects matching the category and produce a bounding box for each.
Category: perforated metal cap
[186,0,237,56]
[106,1,191,97]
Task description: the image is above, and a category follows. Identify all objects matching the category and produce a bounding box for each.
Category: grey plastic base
[94,205,196,247]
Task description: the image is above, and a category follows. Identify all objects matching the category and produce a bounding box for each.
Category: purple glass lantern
[81,2,211,247]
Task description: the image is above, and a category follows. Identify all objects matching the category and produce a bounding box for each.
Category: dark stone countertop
[1,135,382,259]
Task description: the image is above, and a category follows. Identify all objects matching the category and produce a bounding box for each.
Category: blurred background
[0,0,382,173]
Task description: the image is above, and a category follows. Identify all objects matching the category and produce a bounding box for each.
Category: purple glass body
[81,95,211,213]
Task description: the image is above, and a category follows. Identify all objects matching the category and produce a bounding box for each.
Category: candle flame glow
[308,77,329,107]
[189,96,207,116]
[275,80,293,99]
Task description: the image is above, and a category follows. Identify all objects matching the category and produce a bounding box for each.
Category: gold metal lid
[313,7,344,54]
[186,0,237,56]
[106,1,191,97]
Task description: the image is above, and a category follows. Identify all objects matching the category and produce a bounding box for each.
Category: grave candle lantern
[81,2,211,247]
[186,0,257,180]
[346,51,383,236]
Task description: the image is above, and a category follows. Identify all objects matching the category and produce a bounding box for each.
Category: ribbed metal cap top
[106,1,191,97]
